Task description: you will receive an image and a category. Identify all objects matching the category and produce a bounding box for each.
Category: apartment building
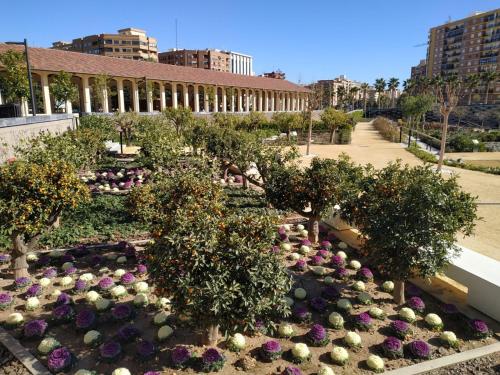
[262,70,286,79]
[410,59,427,79]
[52,28,158,61]
[317,75,365,107]
[159,49,254,76]
[158,49,231,72]
[426,9,499,103]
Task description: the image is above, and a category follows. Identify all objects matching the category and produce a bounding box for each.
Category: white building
[229,52,253,76]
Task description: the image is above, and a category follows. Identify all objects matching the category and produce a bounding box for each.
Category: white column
[102,88,109,113]
[146,85,153,113]
[264,91,268,111]
[82,76,92,113]
[194,86,200,112]
[287,93,291,111]
[245,91,250,112]
[65,100,72,114]
[213,87,219,112]
[258,91,263,112]
[271,92,275,111]
[172,83,178,109]
[231,90,235,112]
[238,90,243,112]
[131,80,140,112]
[117,79,125,113]
[20,98,27,116]
[0,89,3,105]
[222,88,227,112]
[183,85,189,109]
[252,92,257,111]
[160,83,166,111]
[40,73,52,115]
[204,87,209,112]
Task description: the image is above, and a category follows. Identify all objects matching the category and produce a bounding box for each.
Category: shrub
[373,117,400,142]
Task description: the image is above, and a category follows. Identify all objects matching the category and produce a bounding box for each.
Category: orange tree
[0,161,89,277]
[142,168,292,344]
[347,161,478,304]
[266,155,365,243]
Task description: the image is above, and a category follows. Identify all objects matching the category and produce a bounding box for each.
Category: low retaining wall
[0,114,77,163]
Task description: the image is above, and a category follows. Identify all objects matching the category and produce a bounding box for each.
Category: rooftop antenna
[175,18,178,49]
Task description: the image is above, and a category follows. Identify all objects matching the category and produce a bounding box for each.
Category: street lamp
[5,39,36,116]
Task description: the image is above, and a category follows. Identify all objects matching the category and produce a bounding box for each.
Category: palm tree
[349,86,360,109]
[374,78,386,108]
[387,77,400,107]
[360,83,369,113]
[464,73,481,105]
[480,70,498,105]
[336,86,346,109]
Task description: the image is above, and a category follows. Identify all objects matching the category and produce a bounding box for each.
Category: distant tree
[480,70,498,105]
[321,107,349,143]
[349,86,360,109]
[400,94,434,130]
[162,106,194,135]
[387,77,400,107]
[272,112,302,139]
[336,86,346,109]
[49,71,78,112]
[360,83,369,113]
[305,82,323,155]
[0,50,29,104]
[91,74,112,112]
[349,161,478,304]
[374,78,386,108]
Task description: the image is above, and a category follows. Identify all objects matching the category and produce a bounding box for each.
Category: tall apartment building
[52,28,158,61]
[159,49,254,75]
[158,49,231,72]
[410,59,427,79]
[426,9,499,103]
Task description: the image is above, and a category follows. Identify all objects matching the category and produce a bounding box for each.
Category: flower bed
[0,220,497,375]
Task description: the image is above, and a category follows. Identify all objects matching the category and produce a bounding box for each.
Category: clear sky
[1,0,498,85]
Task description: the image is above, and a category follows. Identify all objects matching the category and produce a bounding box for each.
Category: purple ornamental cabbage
[14,277,31,290]
[0,253,10,263]
[35,256,50,268]
[261,340,282,361]
[171,345,192,368]
[330,255,345,268]
[201,348,225,372]
[283,367,303,375]
[47,347,73,372]
[469,319,491,338]
[136,264,147,275]
[61,254,75,264]
[354,312,373,331]
[56,293,73,306]
[64,266,77,276]
[310,297,328,313]
[310,255,323,266]
[357,267,374,282]
[90,254,104,266]
[120,272,136,285]
[306,324,329,346]
[335,267,350,280]
[75,309,96,330]
[98,277,115,290]
[43,267,58,279]
[112,304,134,321]
[320,240,332,250]
[0,293,13,310]
[441,303,459,315]
[300,239,312,247]
[407,296,426,314]
[390,320,412,340]
[294,259,307,271]
[381,336,403,358]
[292,305,312,322]
[405,284,422,297]
[136,340,156,360]
[408,340,431,359]
[316,249,329,259]
[116,324,141,342]
[99,341,122,362]
[24,319,48,338]
[52,304,75,323]
[322,285,341,301]
[73,279,88,293]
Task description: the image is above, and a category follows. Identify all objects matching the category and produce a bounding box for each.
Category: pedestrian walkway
[298,121,500,261]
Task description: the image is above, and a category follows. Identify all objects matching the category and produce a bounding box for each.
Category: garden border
[0,326,51,375]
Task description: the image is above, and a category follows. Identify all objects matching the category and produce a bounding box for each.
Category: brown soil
[0,223,497,375]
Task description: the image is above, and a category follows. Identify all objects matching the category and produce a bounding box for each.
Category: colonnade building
[0,45,308,116]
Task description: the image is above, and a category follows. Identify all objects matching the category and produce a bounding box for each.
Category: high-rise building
[410,59,427,80]
[52,28,158,61]
[426,9,499,103]
[230,52,253,76]
[158,49,231,72]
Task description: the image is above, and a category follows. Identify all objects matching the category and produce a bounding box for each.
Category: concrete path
[298,121,500,261]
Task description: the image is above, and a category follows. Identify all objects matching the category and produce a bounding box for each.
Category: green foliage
[163,106,194,134]
[349,161,478,282]
[112,112,138,146]
[79,115,117,141]
[320,108,350,143]
[0,160,89,239]
[49,71,78,110]
[0,50,29,103]
[144,170,291,333]
[373,117,400,142]
[400,94,434,128]
[271,112,303,135]
[91,74,113,112]
[239,111,268,131]
[212,113,240,129]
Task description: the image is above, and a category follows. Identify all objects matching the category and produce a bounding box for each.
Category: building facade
[262,70,286,79]
[158,49,231,72]
[230,52,253,76]
[0,45,309,116]
[317,75,365,107]
[410,59,427,79]
[52,28,158,61]
[426,9,499,103]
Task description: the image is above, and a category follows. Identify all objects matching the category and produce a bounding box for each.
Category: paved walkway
[298,121,500,261]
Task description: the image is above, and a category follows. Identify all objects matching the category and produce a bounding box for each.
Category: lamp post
[5,39,36,116]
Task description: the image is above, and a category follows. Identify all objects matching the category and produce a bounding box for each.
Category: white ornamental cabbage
[366,354,385,372]
[61,262,74,271]
[85,290,101,303]
[300,229,309,238]
[425,313,443,329]
[318,365,335,375]
[51,289,62,299]
[6,312,24,326]
[324,276,335,285]
[368,307,385,320]
[39,277,51,288]
[299,245,311,255]
[106,253,118,260]
[156,297,171,309]
[281,243,292,252]
[95,298,112,311]
[285,296,294,306]
[289,253,301,261]
[440,331,458,347]
[75,370,94,375]
[344,331,362,347]
[83,330,101,345]
[291,343,311,361]
[337,298,352,311]
[134,281,149,293]
[336,251,347,260]
[352,281,365,291]
[228,333,246,351]
[399,307,416,323]
[60,276,73,287]
[328,312,344,329]
[296,224,305,231]
[330,346,349,365]
[311,266,327,276]
[157,325,174,340]
[79,273,95,282]
[357,292,373,305]
[110,285,127,299]
[26,297,40,311]
[26,253,39,262]
[133,293,149,307]
[381,281,394,292]
[49,250,64,258]
[111,369,131,375]
[98,267,110,274]
[114,269,126,278]
[116,256,127,264]
[278,323,295,338]
[37,337,59,354]
[294,288,307,300]
[349,260,361,270]
[282,224,291,232]
[338,242,348,250]
[153,311,169,325]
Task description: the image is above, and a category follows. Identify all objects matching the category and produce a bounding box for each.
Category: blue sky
[1,0,498,85]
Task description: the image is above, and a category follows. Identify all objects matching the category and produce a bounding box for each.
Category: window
[105,39,113,44]
[132,41,140,45]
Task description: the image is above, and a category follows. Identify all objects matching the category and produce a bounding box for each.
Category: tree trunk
[307,216,320,244]
[242,175,248,189]
[306,113,313,156]
[468,92,472,106]
[393,280,405,305]
[11,234,30,278]
[485,83,490,105]
[53,216,61,229]
[329,128,335,144]
[204,324,219,346]
[437,112,450,171]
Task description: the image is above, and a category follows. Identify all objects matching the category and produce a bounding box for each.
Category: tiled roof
[0,44,309,93]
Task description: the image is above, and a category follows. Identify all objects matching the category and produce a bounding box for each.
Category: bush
[79,115,117,141]
[372,117,400,142]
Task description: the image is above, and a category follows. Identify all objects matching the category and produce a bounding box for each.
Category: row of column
[34,72,307,115]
